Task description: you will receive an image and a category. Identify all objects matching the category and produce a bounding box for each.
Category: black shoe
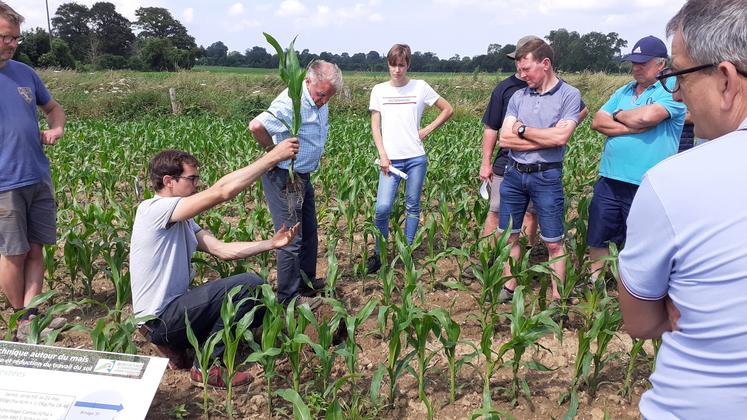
[366,255,382,274]
[298,277,326,297]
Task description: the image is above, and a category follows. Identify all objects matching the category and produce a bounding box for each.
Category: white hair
[306,60,343,91]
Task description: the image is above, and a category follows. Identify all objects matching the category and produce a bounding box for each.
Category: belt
[510,160,563,173]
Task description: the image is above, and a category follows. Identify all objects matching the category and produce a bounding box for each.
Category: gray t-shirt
[130,196,201,317]
[505,79,582,164]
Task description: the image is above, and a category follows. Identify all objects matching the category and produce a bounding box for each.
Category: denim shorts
[587,176,639,249]
[498,165,564,242]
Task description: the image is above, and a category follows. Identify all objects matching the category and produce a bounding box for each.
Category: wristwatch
[517,125,527,139]
[612,109,623,123]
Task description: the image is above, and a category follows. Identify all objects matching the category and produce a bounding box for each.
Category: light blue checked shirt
[255,82,329,173]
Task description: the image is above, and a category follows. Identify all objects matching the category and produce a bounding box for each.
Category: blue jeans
[498,164,565,242]
[374,155,427,252]
[262,168,318,302]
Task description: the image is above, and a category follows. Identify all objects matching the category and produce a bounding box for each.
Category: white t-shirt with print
[369,79,440,159]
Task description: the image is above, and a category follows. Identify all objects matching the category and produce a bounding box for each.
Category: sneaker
[497,286,515,304]
[189,365,253,389]
[366,254,381,274]
[15,319,51,342]
[298,277,326,297]
[15,315,66,342]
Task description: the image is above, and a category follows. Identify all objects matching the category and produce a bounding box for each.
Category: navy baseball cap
[623,36,668,63]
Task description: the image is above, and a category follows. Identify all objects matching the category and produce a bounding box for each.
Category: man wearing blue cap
[586,35,686,283]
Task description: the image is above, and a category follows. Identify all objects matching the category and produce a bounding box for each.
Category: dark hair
[387,44,411,67]
[515,39,555,66]
[148,150,199,191]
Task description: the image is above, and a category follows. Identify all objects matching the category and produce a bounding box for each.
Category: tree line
[14,3,198,71]
[15,2,629,73]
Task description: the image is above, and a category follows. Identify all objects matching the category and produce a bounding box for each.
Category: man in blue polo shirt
[0,2,66,340]
[496,37,582,303]
[587,36,686,283]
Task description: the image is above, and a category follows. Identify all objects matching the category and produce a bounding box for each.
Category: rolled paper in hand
[480,181,489,200]
[374,159,409,179]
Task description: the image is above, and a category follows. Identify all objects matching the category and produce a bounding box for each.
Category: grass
[11,69,654,418]
[38,69,630,121]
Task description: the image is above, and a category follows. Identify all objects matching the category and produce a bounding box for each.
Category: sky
[20,0,688,59]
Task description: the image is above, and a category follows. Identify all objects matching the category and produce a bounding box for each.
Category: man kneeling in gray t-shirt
[130,139,298,388]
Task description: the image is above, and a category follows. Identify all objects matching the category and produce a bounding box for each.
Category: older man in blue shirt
[249,60,342,303]
[588,36,686,283]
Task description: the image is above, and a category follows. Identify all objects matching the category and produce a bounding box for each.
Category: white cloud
[255,3,272,12]
[182,7,194,23]
[537,0,617,13]
[277,0,308,17]
[305,1,384,27]
[310,5,332,27]
[226,18,260,32]
[229,3,244,16]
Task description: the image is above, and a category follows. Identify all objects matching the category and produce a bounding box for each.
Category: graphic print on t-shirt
[382,95,417,105]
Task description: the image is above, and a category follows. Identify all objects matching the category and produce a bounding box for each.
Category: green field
[0,69,652,419]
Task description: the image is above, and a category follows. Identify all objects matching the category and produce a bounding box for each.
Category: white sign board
[0,341,168,420]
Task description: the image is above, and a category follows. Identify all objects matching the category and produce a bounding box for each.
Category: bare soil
[0,243,652,419]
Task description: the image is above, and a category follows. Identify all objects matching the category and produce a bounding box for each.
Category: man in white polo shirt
[618,0,747,417]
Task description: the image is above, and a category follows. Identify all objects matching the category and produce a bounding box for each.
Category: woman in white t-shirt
[366,44,453,274]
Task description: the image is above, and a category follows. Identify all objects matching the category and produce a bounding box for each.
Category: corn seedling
[185,312,223,418]
[295,301,344,400]
[432,308,467,403]
[282,297,313,394]
[219,285,261,418]
[497,285,560,408]
[324,239,340,298]
[72,311,153,353]
[622,338,646,401]
[332,298,378,417]
[561,279,622,417]
[101,237,131,322]
[275,388,312,420]
[405,307,442,419]
[246,284,285,417]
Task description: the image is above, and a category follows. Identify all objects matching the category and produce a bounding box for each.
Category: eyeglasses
[657,63,747,93]
[0,34,20,44]
[175,175,200,185]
